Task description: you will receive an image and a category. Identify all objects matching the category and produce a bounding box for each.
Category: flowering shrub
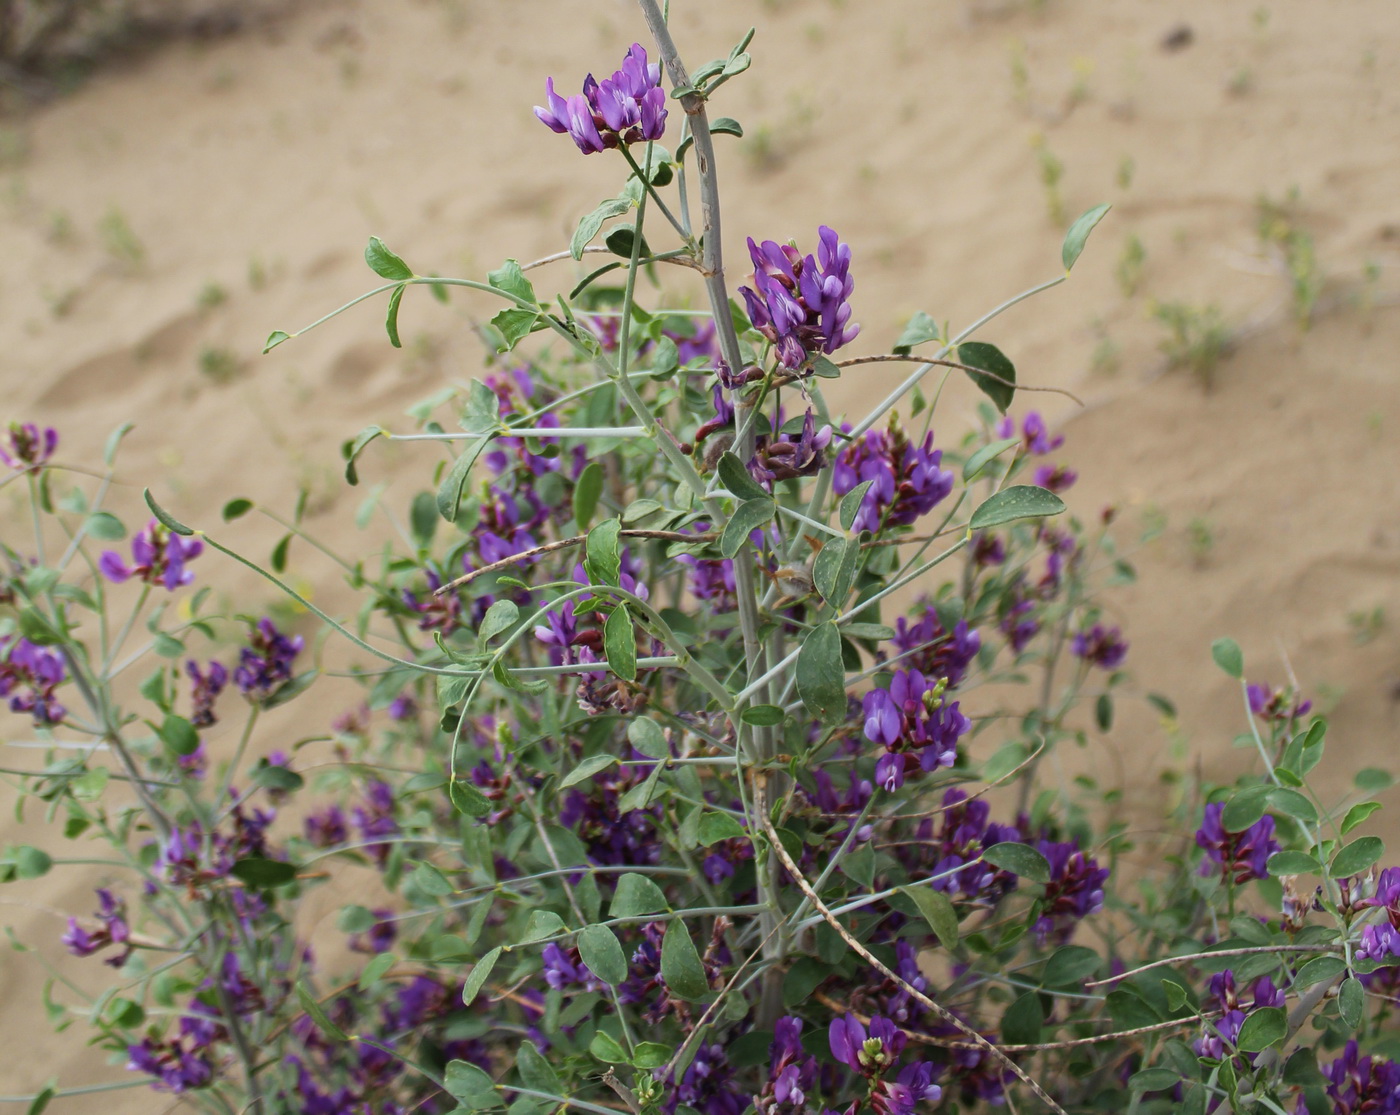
[2,6,1398,1115]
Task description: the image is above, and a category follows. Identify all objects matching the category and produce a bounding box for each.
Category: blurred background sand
[1,0,1399,1106]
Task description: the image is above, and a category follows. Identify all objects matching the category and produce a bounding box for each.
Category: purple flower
[862,670,968,791]
[304,805,348,848]
[99,520,203,591]
[62,888,133,967]
[996,411,1063,456]
[1071,624,1128,670]
[830,1015,906,1076]
[1323,1041,1400,1115]
[1246,680,1313,722]
[0,636,67,725]
[353,781,399,867]
[1360,867,1400,928]
[1357,923,1400,992]
[349,908,398,955]
[756,1017,819,1115]
[922,789,1024,904]
[233,618,303,702]
[739,227,859,369]
[1196,802,1280,884]
[751,410,833,485]
[1032,462,1077,493]
[890,607,981,689]
[1034,839,1109,941]
[535,43,667,154]
[662,1041,748,1115]
[127,1030,215,1093]
[872,1062,942,1115]
[0,422,57,470]
[185,660,227,728]
[833,420,953,533]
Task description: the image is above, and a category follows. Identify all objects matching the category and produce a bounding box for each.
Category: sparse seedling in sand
[4,10,1399,1115]
[1153,299,1230,386]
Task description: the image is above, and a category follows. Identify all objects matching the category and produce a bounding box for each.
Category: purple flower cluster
[739,227,859,370]
[62,888,132,967]
[1196,802,1280,884]
[1193,970,1284,1062]
[997,412,1063,457]
[352,781,400,867]
[127,1017,218,1092]
[829,1015,942,1115]
[99,520,203,591]
[833,420,954,534]
[889,606,981,689]
[349,908,398,955]
[916,789,1024,904]
[0,635,66,725]
[233,618,303,701]
[862,669,970,791]
[1247,680,1313,723]
[185,659,227,727]
[561,765,662,867]
[1034,838,1110,942]
[1071,623,1128,670]
[1322,1041,1400,1115]
[663,1041,748,1115]
[535,43,667,154]
[0,422,57,470]
[750,410,834,486]
[754,1016,818,1115]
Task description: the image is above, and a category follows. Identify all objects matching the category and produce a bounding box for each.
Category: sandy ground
[1,0,1399,1106]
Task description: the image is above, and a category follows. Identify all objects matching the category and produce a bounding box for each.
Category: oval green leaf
[577,924,629,986]
[1062,203,1112,272]
[983,841,1051,884]
[968,485,1065,531]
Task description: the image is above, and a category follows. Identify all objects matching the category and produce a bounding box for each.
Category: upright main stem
[635,0,785,1025]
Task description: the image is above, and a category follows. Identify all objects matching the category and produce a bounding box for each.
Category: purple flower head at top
[233,618,303,702]
[1360,867,1400,929]
[1246,680,1313,723]
[1071,624,1128,670]
[1034,839,1109,942]
[535,43,667,154]
[833,420,953,534]
[996,411,1063,456]
[862,669,968,791]
[739,227,859,369]
[890,607,981,689]
[0,422,57,470]
[99,520,203,591]
[1196,802,1280,885]
[0,636,67,726]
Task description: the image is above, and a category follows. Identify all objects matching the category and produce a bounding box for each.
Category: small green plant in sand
[197,281,228,309]
[1347,605,1385,646]
[1153,299,1230,386]
[197,345,240,384]
[1115,232,1146,297]
[1257,189,1324,328]
[1031,132,1065,224]
[97,206,145,271]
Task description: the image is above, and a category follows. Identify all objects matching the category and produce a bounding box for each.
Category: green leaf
[660,920,709,1001]
[436,437,493,523]
[516,1039,561,1097]
[585,518,623,587]
[222,498,253,522]
[449,778,493,818]
[631,1042,672,1069]
[893,310,940,354]
[230,857,297,888]
[410,490,439,548]
[1128,1068,1180,1094]
[1267,850,1321,876]
[1211,637,1244,679]
[611,872,668,918]
[589,1031,628,1063]
[385,283,406,348]
[338,905,377,934]
[956,341,1016,414]
[740,704,784,727]
[1355,767,1393,792]
[898,885,959,950]
[1095,693,1113,731]
[561,754,617,790]
[342,425,386,486]
[796,621,846,725]
[102,420,134,467]
[1235,1006,1287,1052]
[1341,801,1382,835]
[982,842,1051,884]
[25,1082,56,1115]
[357,951,397,991]
[157,714,200,757]
[605,225,652,259]
[962,437,1021,482]
[14,845,52,879]
[1267,787,1318,825]
[1338,976,1364,1030]
[366,236,413,280]
[717,451,770,502]
[577,924,629,985]
[84,511,125,541]
[1062,203,1112,271]
[1042,945,1101,987]
[720,498,775,559]
[604,605,637,681]
[813,536,860,608]
[479,600,520,645]
[518,910,567,945]
[968,485,1065,531]
[1001,992,1044,1045]
[573,462,604,530]
[572,197,633,260]
[810,354,841,379]
[839,481,874,532]
[263,330,291,354]
[297,981,349,1041]
[143,489,193,536]
[489,306,542,352]
[410,862,454,897]
[445,1059,500,1109]
[1162,979,1189,1012]
[626,718,669,760]
[462,946,503,1006]
[1293,956,1347,988]
[1220,785,1272,833]
[488,258,536,304]
[270,533,292,573]
[696,812,746,846]
[462,378,502,433]
[1331,835,1384,878]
